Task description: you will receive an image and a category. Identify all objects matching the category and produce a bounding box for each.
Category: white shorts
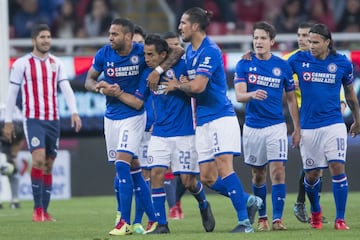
[243,123,288,167]
[138,131,151,168]
[104,114,146,162]
[300,123,347,170]
[196,116,241,163]
[148,135,199,174]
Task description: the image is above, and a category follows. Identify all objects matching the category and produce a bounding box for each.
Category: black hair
[184,7,213,31]
[298,22,313,29]
[134,25,146,39]
[162,31,179,40]
[111,18,134,36]
[144,34,169,54]
[253,21,277,40]
[309,23,336,55]
[31,24,51,39]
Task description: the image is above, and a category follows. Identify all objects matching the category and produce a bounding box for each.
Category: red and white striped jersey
[10,53,68,120]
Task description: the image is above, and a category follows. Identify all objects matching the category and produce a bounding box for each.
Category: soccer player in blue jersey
[288,23,360,230]
[234,21,300,231]
[107,34,215,234]
[84,18,183,236]
[164,7,257,233]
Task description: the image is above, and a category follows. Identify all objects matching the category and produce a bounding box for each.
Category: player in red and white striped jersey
[2,24,82,222]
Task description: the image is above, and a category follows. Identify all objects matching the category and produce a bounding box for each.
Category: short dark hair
[134,25,146,39]
[31,24,50,39]
[162,32,178,40]
[145,34,169,54]
[253,21,276,40]
[111,18,135,36]
[298,22,313,29]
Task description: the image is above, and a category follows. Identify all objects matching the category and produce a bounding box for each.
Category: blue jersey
[144,94,154,132]
[92,43,146,120]
[135,58,194,137]
[234,53,295,128]
[288,51,353,129]
[185,36,235,126]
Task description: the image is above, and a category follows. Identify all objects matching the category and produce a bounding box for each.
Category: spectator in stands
[83,0,116,37]
[274,0,307,33]
[236,0,265,34]
[12,0,52,38]
[53,0,82,39]
[337,0,360,33]
[307,0,337,31]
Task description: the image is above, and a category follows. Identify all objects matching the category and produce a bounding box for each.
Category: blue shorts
[24,119,60,158]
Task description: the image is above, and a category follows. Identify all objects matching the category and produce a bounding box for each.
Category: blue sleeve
[196,47,220,79]
[283,61,296,92]
[134,68,151,101]
[234,60,247,85]
[342,57,354,86]
[92,47,105,73]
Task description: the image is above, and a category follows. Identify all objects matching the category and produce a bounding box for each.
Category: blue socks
[272,183,286,221]
[332,173,348,220]
[304,177,321,213]
[223,173,248,222]
[253,183,267,217]
[152,187,167,224]
[115,161,133,223]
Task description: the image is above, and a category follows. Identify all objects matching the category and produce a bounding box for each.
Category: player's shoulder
[282,49,300,60]
[11,53,32,69]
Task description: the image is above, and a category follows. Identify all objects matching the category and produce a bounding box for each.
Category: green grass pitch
[1,192,359,240]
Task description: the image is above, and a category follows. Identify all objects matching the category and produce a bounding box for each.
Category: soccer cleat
[147,223,170,234]
[168,206,181,220]
[258,217,271,231]
[44,212,56,222]
[272,219,287,230]
[114,211,121,225]
[294,202,309,223]
[310,211,323,229]
[109,219,133,236]
[334,219,350,230]
[246,195,263,224]
[200,202,215,232]
[176,201,184,219]
[230,219,254,233]
[10,202,21,209]
[32,207,44,222]
[132,223,145,234]
[144,221,158,234]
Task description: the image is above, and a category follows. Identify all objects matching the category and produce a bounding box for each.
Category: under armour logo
[249,67,257,71]
[107,62,114,67]
[302,62,310,68]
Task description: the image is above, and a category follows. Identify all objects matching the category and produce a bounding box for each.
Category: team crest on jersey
[272,67,281,76]
[305,158,314,167]
[327,63,337,73]
[31,137,40,147]
[106,68,115,77]
[248,74,257,84]
[165,69,175,78]
[50,62,57,71]
[302,72,312,81]
[130,55,139,64]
